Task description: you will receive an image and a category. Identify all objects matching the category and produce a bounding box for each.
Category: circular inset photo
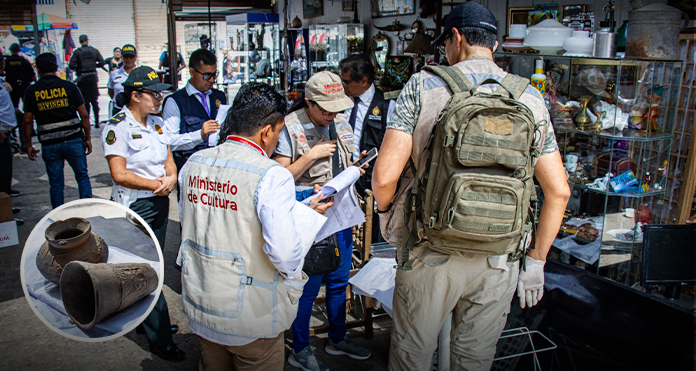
[20,198,164,341]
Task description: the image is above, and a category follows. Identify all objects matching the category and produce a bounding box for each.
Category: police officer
[107,44,137,116]
[4,43,36,108]
[23,53,92,209]
[162,48,225,175]
[69,34,105,128]
[101,66,184,362]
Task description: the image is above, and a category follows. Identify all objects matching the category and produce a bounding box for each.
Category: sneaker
[325,336,370,360]
[9,189,20,197]
[288,347,329,371]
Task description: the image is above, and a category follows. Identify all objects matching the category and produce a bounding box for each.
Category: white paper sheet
[302,166,361,204]
[207,104,231,146]
[291,201,327,257]
[349,257,397,317]
[313,186,365,242]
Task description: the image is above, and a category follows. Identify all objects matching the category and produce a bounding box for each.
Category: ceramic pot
[60,262,158,330]
[36,218,108,285]
[563,31,594,57]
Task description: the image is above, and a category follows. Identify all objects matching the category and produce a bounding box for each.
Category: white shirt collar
[185,81,211,96]
[124,107,155,131]
[357,84,376,106]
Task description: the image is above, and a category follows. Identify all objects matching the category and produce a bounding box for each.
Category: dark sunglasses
[437,32,454,55]
[192,67,219,81]
[310,101,338,117]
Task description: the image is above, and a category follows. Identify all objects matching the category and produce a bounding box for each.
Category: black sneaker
[150,343,185,361]
[9,189,20,197]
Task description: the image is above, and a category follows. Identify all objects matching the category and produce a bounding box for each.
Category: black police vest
[74,46,100,74]
[25,75,84,145]
[4,55,32,90]
[167,87,227,160]
[355,88,391,196]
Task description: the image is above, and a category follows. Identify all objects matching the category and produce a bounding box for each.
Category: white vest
[285,109,356,186]
[179,141,304,338]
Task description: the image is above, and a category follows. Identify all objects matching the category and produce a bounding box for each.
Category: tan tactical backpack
[400,66,542,268]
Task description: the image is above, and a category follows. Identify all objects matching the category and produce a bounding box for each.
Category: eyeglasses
[310,101,338,117]
[192,67,219,81]
[139,90,163,99]
[437,33,453,55]
[341,78,354,86]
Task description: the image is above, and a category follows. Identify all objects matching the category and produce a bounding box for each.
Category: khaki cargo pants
[388,247,519,371]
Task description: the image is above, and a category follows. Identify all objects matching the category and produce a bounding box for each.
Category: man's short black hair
[36,53,58,74]
[456,27,497,51]
[218,82,287,142]
[339,54,375,84]
[189,49,217,69]
[9,43,20,53]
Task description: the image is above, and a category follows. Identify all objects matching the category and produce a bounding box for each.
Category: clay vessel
[60,261,158,330]
[35,218,109,285]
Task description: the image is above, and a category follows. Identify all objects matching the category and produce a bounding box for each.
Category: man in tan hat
[273,71,371,371]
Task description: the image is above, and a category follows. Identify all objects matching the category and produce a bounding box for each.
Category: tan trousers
[198,333,284,371]
[388,248,519,371]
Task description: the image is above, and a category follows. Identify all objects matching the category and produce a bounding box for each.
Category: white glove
[517,256,545,309]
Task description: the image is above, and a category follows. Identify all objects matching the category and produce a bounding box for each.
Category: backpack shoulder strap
[496,73,530,100]
[421,65,473,95]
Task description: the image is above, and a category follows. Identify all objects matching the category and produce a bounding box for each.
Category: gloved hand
[517,256,545,309]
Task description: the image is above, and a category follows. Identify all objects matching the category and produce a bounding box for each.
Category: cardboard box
[0,192,12,223]
[0,220,18,248]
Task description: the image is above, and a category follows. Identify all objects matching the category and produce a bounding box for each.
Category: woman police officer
[101,66,184,361]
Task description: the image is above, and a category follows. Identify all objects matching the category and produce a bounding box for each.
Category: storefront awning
[11,13,78,33]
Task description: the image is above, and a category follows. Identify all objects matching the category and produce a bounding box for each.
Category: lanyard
[226,135,266,156]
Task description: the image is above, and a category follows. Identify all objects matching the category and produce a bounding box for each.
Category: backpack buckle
[429,216,436,228]
[444,135,455,147]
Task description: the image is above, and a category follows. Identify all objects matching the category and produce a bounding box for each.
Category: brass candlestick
[574,95,600,132]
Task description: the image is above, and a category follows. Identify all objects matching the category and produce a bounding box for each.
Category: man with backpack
[372,3,570,370]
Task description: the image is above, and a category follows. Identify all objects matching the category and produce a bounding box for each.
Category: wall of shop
[281,0,685,66]
[134,0,168,72]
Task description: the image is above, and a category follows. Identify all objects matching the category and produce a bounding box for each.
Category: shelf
[569,182,666,198]
[554,125,674,141]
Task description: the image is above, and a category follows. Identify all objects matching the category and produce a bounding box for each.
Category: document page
[313,185,365,242]
[292,201,327,256]
[207,104,231,146]
[301,166,361,204]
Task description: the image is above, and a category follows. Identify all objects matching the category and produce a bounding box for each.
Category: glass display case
[309,23,364,74]
[494,53,682,286]
[225,13,280,98]
[286,28,309,102]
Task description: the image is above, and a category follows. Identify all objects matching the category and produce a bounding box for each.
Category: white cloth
[343,84,396,160]
[107,66,129,109]
[162,82,211,151]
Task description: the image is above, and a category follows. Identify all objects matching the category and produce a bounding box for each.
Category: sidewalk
[0,94,391,371]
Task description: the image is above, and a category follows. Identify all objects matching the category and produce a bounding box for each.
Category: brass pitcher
[574,95,596,131]
[60,261,158,330]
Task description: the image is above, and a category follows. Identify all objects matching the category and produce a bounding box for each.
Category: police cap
[122,44,137,56]
[122,66,172,91]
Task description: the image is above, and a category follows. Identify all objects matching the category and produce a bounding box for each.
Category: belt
[135,190,156,199]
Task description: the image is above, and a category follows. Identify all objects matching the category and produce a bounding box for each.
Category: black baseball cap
[431,2,498,46]
[122,66,172,91]
[79,34,88,42]
[122,44,137,56]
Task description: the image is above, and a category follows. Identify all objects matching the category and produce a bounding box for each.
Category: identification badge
[132,134,142,139]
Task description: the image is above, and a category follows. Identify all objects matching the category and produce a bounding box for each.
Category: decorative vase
[574,95,594,130]
[60,262,158,330]
[36,218,108,285]
[563,31,594,57]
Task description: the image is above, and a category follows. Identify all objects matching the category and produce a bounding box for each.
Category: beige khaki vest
[179,141,304,338]
[380,60,548,250]
[285,109,356,186]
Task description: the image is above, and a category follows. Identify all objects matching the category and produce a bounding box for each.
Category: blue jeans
[291,228,353,353]
[41,137,92,208]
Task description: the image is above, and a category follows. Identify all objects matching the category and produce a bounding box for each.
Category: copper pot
[60,261,158,330]
[36,218,109,285]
